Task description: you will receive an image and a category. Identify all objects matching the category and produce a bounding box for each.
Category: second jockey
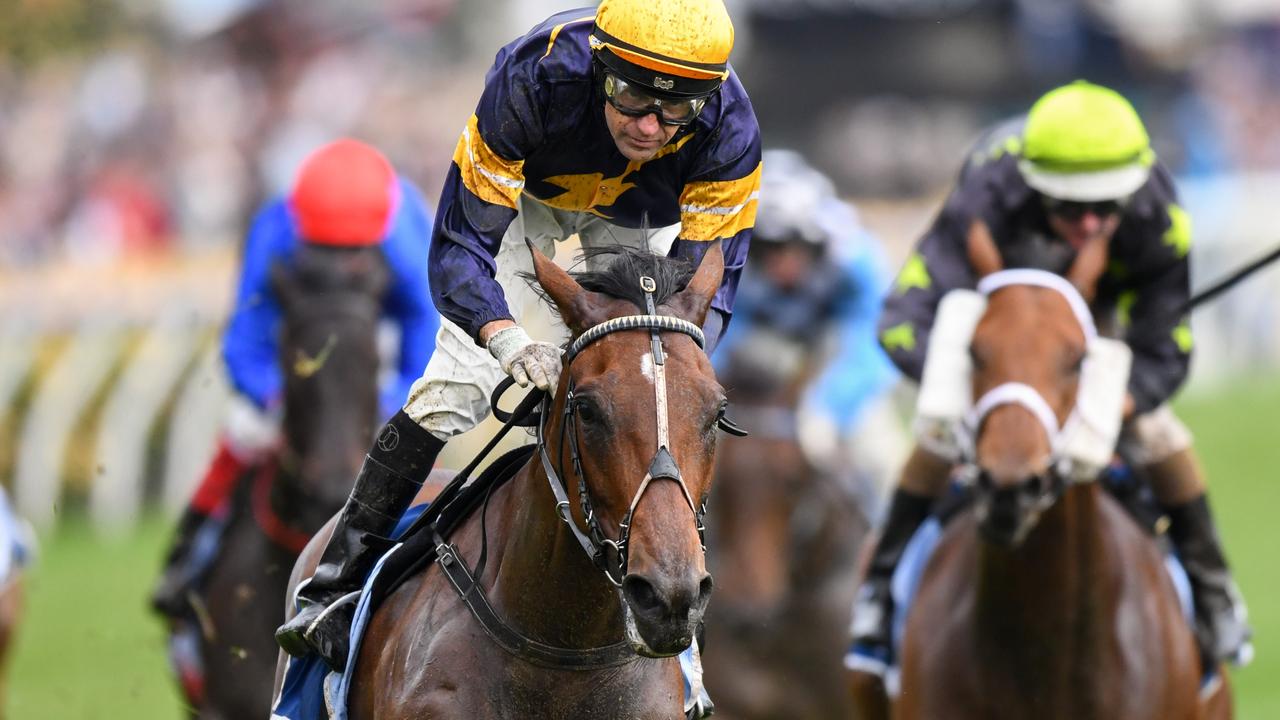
[847,81,1252,675]
[150,139,438,617]
[715,149,905,515]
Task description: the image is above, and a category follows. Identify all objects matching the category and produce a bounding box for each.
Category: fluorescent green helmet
[1019,80,1154,202]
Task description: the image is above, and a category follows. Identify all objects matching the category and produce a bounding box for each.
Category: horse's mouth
[622,603,696,658]
[976,504,1032,547]
[973,470,1059,548]
[975,487,1042,548]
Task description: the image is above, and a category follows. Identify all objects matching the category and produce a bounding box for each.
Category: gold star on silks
[539,134,696,218]
[541,170,637,217]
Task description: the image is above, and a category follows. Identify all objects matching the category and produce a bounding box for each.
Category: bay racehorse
[280,242,728,718]
[188,244,387,718]
[703,328,868,719]
[886,228,1230,719]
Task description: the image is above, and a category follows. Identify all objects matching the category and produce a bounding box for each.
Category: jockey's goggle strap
[602,72,706,126]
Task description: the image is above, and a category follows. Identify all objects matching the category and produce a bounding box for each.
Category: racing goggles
[1041,196,1128,221]
[603,72,707,126]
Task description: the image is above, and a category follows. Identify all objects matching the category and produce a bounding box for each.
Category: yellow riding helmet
[591,0,734,99]
[1018,80,1155,202]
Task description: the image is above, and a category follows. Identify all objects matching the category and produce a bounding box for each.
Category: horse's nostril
[1025,473,1050,498]
[622,575,664,615]
[698,574,714,605]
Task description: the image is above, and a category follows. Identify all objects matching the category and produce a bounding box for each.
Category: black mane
[565,246,695,310]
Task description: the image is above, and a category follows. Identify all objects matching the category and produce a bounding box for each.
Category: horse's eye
[1068,352,1085,375]
[707,400,728,434]
[574,397,602,424]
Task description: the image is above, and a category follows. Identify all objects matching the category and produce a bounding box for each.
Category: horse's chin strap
[538,276,707,588]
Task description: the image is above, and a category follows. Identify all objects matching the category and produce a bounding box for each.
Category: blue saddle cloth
[271,504,426,720]
[845,516,1195,697]
[271,504,713,719]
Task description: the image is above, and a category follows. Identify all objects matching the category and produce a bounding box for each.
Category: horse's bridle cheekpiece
[541,275,708,588]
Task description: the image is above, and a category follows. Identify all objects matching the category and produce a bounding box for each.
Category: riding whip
[1182,240,1280,313]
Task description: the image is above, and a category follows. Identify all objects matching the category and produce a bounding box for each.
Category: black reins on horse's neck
[426,380,638,669]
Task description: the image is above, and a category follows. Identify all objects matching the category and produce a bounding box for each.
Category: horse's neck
[974,483,1116,689]
[486,462,627,650]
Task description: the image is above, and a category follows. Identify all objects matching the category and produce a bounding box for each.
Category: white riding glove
[486,326,562,392]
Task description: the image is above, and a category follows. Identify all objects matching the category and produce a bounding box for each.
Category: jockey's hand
[1123,393,1136,420]
[486,325,562,392]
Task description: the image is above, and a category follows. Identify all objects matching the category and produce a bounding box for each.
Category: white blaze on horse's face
[639,352,656,384]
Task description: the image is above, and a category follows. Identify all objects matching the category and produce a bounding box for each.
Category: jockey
[849,81,1252,672]
[275,0,761,671]
[715,149,904,514]
[150,139,438,617]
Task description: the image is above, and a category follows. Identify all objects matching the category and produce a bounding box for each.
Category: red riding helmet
[288,138,398,246]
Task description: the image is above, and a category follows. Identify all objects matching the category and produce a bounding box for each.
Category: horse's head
[271,244,389,519]
[529,241,725,657]
[964,221,1117,546]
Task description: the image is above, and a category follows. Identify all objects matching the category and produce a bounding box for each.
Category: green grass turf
[2,377,1276,718]
[7,516,185,719]
[1175,377,1279,718]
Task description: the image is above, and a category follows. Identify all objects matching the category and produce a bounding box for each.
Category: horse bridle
[956,270,1099,504]
[427,275,744,672]
[537,275,713,587]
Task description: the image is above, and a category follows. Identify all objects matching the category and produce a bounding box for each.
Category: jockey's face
[604,102,680,161]
[1045,199,1124,251]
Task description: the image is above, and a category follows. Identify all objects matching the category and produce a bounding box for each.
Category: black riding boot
[275,410,444,671]
[1164,494,1253,668]
[150,506,209,617]
[849,487,934,667]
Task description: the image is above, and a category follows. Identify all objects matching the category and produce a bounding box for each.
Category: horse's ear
[1065,234,1109,303]
[664,240,723,326]
[966,219,1004,279]
[526,239,606,333]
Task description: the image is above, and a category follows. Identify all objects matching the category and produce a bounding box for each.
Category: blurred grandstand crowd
[1,0,1279,268]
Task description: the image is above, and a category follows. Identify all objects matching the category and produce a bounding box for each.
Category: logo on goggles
[654,76,674,90]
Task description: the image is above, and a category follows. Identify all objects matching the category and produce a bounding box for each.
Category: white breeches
[403,196,680,442]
